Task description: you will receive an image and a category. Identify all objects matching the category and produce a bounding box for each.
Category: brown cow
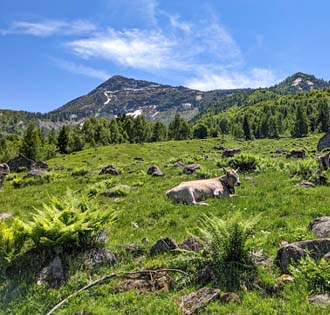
[222,148,241,158]
[318,152,330,170]
[0,163,10,190]
[286,149,306,159]
[166,169,240,206]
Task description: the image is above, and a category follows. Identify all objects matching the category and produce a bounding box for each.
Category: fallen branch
[45,268,189,315]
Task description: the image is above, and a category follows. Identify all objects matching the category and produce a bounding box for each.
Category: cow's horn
[223,167,227,173]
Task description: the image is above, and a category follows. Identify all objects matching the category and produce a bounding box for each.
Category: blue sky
[1,0,330,112]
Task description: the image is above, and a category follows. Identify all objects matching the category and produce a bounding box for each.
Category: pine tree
[168,114,192,140]
[20,123,42,160]
[292,105,309,138]
[109,119,121,143]
[193,123,209,139]
[57,125,71,154]
[317,100,330,132]
[151,121,167,142]
[242,115,251,140]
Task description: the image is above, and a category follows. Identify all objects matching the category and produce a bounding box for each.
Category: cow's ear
[236,167,240,173]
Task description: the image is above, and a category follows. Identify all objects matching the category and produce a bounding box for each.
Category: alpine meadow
[2,1,330,314]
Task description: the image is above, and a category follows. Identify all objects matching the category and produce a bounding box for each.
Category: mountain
[272,72,330,93]
[52,75,246,123]
[1,72,329,135]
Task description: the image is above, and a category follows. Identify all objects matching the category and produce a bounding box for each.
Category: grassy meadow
[1,134,330,314]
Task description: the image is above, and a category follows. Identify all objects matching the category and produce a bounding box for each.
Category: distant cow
[166,169,240,206]
[318,152,330,170]
[286,149,306,159]
[0,163,10,190]
[222,148,241,158]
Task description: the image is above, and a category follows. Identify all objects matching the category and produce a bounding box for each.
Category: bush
[287,159,319,180]
[23,189,116,250]
[290,256,330,293]
[228,154,260,172]
[12,173,57,188]
[71,168,89,177]
[0,218,28,270]
[198,213,259,291]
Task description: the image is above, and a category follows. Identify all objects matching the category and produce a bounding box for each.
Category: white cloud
[67,28,180,70]
[51,58,110,80]
[168,14,192,33]
[186,68,280,91]
[0,20,96,37]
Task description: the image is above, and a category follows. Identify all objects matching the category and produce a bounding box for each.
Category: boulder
[177,287,220,315]
[134,157,144,161]
[183,164,200,174]
[147,164,165,177]
[250,250,272,267]
[220,292,241,304]
[7,154,48,173]
[317,133,330,151]
[99,164,119,175]
[309,293,330,306]
[173,161,185,168]
[275,239,330,272]
[196,265,216,285]
[23,169,47,179]
[81,247,117,271]
[116,270,173,293]
[275,148,285,154]
[295,181,315,188]
[102,184,131,197]
[150,237,178,255]
[0,213,13,221]
[37,255,65,288]
[309,217,330,238]
[178,237,204,252]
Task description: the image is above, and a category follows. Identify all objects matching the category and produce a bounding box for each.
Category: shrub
[198,213,259,291]
[287,159,319,180]
[0,218,28,270]
[12,173,58,188]
[24,189,116,250]
[290,256,330,293]
[71,168,89,177]
[228,154,260,172]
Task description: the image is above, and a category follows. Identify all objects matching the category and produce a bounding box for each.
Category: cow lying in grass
[166,169,240,206]
[0,163,10,190]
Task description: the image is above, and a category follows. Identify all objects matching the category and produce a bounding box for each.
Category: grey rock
[275,239,330,272]
[37,255,65,288]
[309,293,330,306]
[0,213,13,221]
[309,217,330,238]
[178,237,204,252]
[183,164,200,174]
[178,287,220,315]
[150,237,178,255]
[317,133,330,152]
[147,164,165,177]
[99,164,119,175]
[295,181,315,188]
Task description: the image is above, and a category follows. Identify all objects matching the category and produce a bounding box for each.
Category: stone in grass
[150,237,178,255]
[99,164,119,175]
[102,185,131,197]
[309,216,330,238]
[177,287,220,315]
[309,293,330,307]
[295,181,315,188]
[147,164,165,177]
[37,255,65,288]
[275,239,330,273]
[220,292,241,304]
[116,270,173,293]
[178,237,204,252]
[0,212,13,221]
[183,164,200,175]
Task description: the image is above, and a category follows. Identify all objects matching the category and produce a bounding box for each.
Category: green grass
[0,134,329,314]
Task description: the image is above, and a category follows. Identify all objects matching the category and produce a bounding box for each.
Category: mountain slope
[272,72,330,93]
[52,75,247,123]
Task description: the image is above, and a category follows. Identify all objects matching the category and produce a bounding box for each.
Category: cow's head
[222,168,240,187]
